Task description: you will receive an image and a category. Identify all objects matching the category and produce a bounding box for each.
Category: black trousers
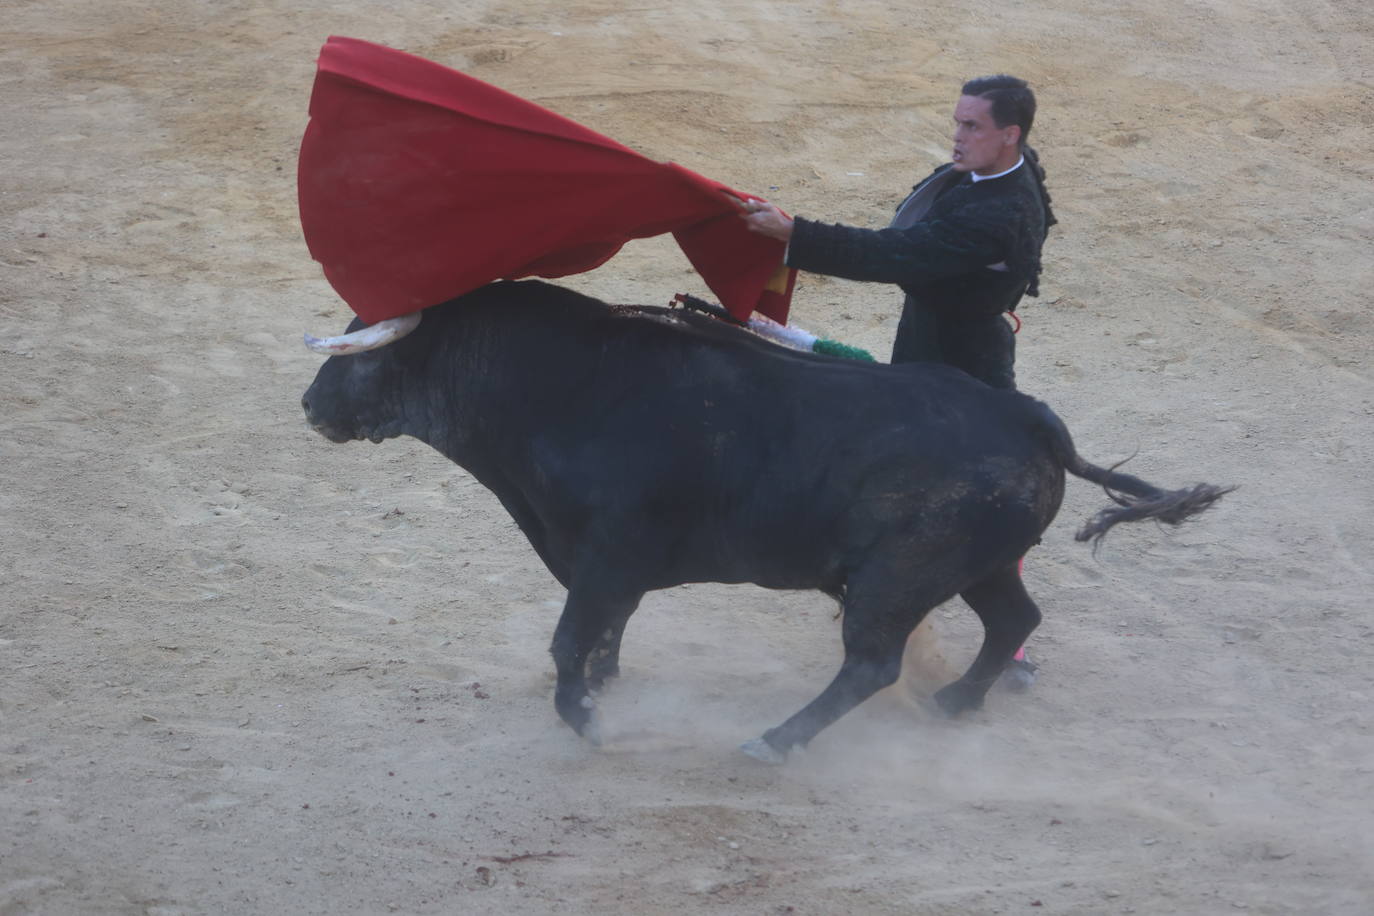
[890,303,1016,390]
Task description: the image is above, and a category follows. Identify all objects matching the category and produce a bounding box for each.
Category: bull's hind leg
[933,564,1042,716]
[549,588,643,745]
[742,570,950,764]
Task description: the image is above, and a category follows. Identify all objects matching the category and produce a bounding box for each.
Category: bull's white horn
[303,312,422,355]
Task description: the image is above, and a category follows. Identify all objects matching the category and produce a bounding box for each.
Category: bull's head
[300,312,422,444]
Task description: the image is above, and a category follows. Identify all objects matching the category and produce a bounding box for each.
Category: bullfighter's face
[950,94,1021,176]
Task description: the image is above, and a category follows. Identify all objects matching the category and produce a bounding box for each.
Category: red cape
[298,36,795,324]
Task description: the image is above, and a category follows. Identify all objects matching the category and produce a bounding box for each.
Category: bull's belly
[521,456,1062,597]
[626,533,844,594]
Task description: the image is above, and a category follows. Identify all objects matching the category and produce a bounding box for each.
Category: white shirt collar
[970,155,1025,183]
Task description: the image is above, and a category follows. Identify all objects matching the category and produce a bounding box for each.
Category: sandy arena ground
[3,1,1373,913]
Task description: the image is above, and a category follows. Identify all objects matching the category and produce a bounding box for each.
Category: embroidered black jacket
[786,162,1050,323]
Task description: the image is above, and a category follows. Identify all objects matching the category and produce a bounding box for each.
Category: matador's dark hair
[961,74,1037,144]
[961,74,1057,295]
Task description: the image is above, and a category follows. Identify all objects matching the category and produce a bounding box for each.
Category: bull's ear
[304,312,422,355]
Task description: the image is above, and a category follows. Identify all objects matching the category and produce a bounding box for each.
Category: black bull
[301,280,1230,762]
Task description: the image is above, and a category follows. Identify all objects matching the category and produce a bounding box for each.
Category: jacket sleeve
[785,202,1012,287]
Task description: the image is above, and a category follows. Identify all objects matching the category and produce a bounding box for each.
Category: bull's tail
[1031,402,1235,547]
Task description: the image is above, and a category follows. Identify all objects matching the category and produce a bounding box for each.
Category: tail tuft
[1076,482,1235,548]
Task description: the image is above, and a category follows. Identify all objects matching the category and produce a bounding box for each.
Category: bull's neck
[408,328,538,467]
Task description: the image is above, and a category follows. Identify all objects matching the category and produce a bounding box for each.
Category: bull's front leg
[585,595,642,692]
[585,620,627,692]
[549,588,642,745]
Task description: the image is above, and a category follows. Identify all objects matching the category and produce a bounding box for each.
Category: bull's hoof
[581,711,604,747]
[932,682,984,718]
[739,737,788,765]
[574,694,605,747]
[556,688,603,743]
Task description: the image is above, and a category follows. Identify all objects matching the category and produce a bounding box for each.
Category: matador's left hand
[725,193,795,242]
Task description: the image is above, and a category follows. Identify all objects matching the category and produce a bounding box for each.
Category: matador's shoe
[999,654,1038,691]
